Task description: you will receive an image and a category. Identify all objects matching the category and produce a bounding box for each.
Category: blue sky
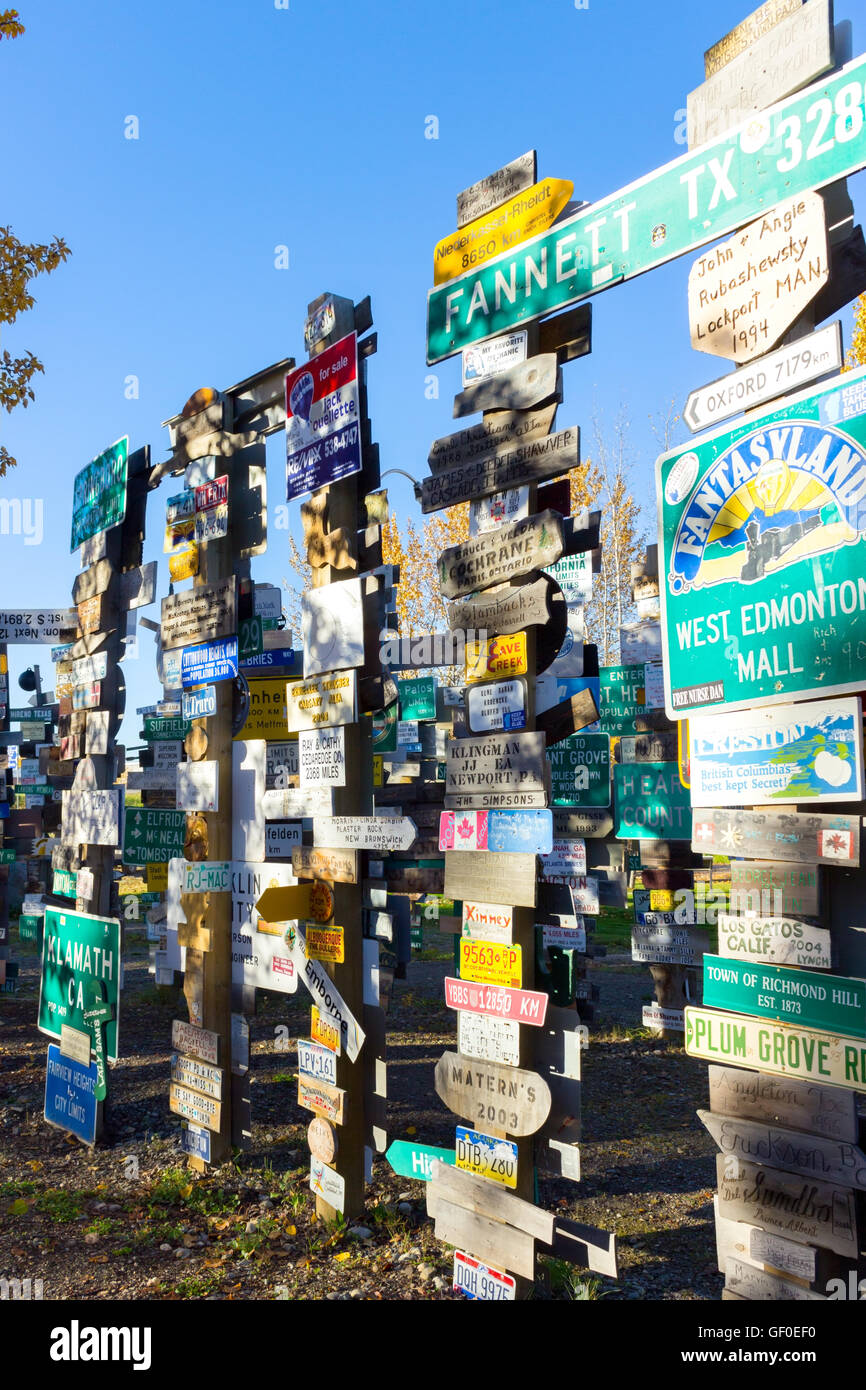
[2,0,865,742]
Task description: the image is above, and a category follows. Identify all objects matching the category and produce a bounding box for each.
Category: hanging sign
[285,331,362,501]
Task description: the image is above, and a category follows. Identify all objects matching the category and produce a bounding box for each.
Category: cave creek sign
[688,698,865,807]
[38,908,120,1061]
[702,954,866,1039]
[613,762,692,840]
[657,364,866,719]
[685,1006,866,1092]
[426,53,866,363]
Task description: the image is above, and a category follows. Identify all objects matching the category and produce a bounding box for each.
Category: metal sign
[457,1010,521,1066]
[444,975,548,1026]
[397,675,437,722]
[692,806,859,865]
[182,685,217,721]
[453,1250,516,1302]
[0,609,77,643]
[123,808,187,864]
[70,436,128,550]
[38,908,120,1060]
[549,733,611,807]
[44,1044,98,1145]
[465,632,528,684]
[455,1127,518,1189]
[285,331,362,501]
[385,1139,456,1181]
[703,954,866,1039]
[465,677,527,733]
[181,636,239,687]
[613,761,692,840]
[434,178,573,285]
[688,698,865,806]
[161,578,236,650]
[286,670,356,732]
[438,808,552,854]
[685,1005,866,1092]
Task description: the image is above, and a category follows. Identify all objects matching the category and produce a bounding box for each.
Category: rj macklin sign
[658,365,866,718]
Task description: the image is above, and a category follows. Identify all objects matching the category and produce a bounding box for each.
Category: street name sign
[685,1005,866,1092]
[426,54,866,362]
[691,808,860,866]
[439,511,563,597]
[703,954,866,1038]
[182,685,217,721]
[71,437,128,550]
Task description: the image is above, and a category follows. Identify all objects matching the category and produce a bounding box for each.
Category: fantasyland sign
[426,55,866,362]
[658,365,866,717]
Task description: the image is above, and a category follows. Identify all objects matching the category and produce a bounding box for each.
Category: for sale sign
[285,331,362,501]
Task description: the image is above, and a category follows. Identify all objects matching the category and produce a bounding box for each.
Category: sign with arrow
[254,880,332,924]
[122,808,187,865]
[386,1140,456,1182]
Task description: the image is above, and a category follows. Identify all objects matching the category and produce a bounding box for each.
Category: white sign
[265,822,303,858]
[85,710,110,756]
[545,608,585,680]
[254,584,283,622]
[262,786,333,820]
[643,662,665,709]
[60,790,120,847]
[233,740,265,862]
[0,608,77,643]
[642,1003,685,1032]
[540,839,587,882]
[619,621,661,665]
[546,550,592,603]
[309,1157,345,1212]
[231,861,299,996]
[312,815,417,852]
[302,578,364,679]
[457,1010,521,1068]
[176,760,219,813]
[462,330,528,386]
[299,727,346,786]
[461,900,513,944]
[683,321,843,433]
[72,652,108,686]
[469,487,530,536]
[542,919,587,951]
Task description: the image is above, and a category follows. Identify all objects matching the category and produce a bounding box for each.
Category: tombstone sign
[702,955,866,1039]
[549,733,610,807]
[285,331,362,501]
[614,763,692,841]
[70,437,128,550]
[688,698,865,807]
[38,908,120,1060]
[439,512,564,598]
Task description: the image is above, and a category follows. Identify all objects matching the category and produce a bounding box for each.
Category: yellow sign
[165,516,195,553]
[234,678,291,741]
[649,889,676,910]
[169,543,199,581]
[465,632,528,683]
[459,938,522,988]
[433,178,573,286]
[373,754,383,788]
[456,1130,518,1189]
[118,875,148,896]
[146,862,168,892]
[305,924,344,964]
[311,1006,341,1055]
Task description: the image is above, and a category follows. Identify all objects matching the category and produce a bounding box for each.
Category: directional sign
[38,908,120,1060]
[71,437,128,550]
[689,697,864,806]
[181,636,238,687]
[434,1052,551,1136]
[0,609,77,643]
[254,881,321,923]
[123,808,187,865]
[685,1005,866,1092]
[703,954,866,1039]
[692,808,859,866]
[614,762,691,841]
[386,1139,456,1182]
[684,322,843,435]
[311,815,417,852]
[285,925,365,1061]
[426,54,866,362]
[698,1109,866,1192]
[433,177,573,285]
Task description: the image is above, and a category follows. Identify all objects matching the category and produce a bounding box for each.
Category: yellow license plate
[459,938,522,988]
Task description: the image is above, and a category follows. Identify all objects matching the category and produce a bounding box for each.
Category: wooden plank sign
[536,689,600,749]
[160,577,236,650]
[688,698,864,806]
[171,1019,219,1065]
[429,1158,553,1242]
[729,860,819,918]
[428,404,555,473]
[445,730,546,809]
[448,575,553,637]
[453,355,559,418]
[298,1076,346,1125]
[715,1154,857,1259]
[169,1082,221,1132]
[434,1200,534,1281]
[685,1006,866,1092]
[462,901,514,944]
[439,512,564,599]
[423,425,578,514]
[434,1053,551,1137]
[456,151,537,228]
[291,846,358,884]
[444,851,537,909]
[698,1109,866,1191]
[438,809,552,854]
[692,808,860,866]
[703,0,801,77]
[708,1063,858,1142]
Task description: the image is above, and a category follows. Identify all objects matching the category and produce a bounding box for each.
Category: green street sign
[239,615,264,660]
[658,364,866,717]
[549,733,611,806]
[83,979,113,1102]
[38,907,120,1061]
[427,56,866,362]
[613,761,692,840]
[703,954,866,1040]
[599,666,646,735]
[70,436,128,551]
[143,716,190,741]
[0,848,16,864]
[18,913,40,942]
[123,808,187,865]
[385,1139,456,1182]
[52,868,77,899]
[397,675,437,722]
[14,784,52,797]
[685,1005,866,1092]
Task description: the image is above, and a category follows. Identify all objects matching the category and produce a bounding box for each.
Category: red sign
[195,475,228,512]
[444,975,548,1025]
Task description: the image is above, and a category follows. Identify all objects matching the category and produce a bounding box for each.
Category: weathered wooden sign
[465,677,528,734]
[444,976,548,1026]
[456,150,537,228]
[716,911,832,970]
[286,670,356,733]
[703,955,866,1039]
[707,1063,858,1142]
[685,1006,866,1092]
[689,698,864,807]
[435,178,573,285]
[729,859,819,918]
[452,354,559,418]
[445,730,546,809]
[536,689,600,749]
[715,1154,857,1259]
[312,815,417,852]
[291,846,358,884]
[724,1257,826,1303]
[286,927,365,1062]
[444,851,536,909]
[699,1109,866,1191]
[424,426,576,515]
[448,575,553,637]
[160,577,236,650]
[298,1076,346,1125]
[552,808,613,840]
[60,790,120,848]
[464,632,528,684]
[703,0,800,77]
[307,1116,339,1165]
[434,1052,551,1137]
[439,511,563,598]
[429,405,555,475]
[687,0,834,148]
[692,809,860,867]
[169,1081,221,1132]
[171,1019,219,1065]
[170,1055,224,1102]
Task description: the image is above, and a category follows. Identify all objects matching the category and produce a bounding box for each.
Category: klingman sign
[658,364,866,718]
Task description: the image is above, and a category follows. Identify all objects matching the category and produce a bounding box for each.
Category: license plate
[456,1126,517,1188]
[459,939,522,988]
[453,1250,516,1300]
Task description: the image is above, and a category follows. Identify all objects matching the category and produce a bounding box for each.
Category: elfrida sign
[716,912,832,969]
[38,909,120,1061]
[439,511,563,597]
[434,1052,551,1137]
[123,808,187,865]
[423,429,578,515]
[685,1005,866,1092]
[688,192,829,363]
[286,670,356,733]
[549,733,611,807]
[70,437,128,550]
[658,366,866,717]
[692,807,859,866]
[703,954,866,1039]
[433,177,573,285]
[683,322,843,434]
[426,54,866,363]
[613,762,692,840]
[285,331,361,501]
[689,698,864,806]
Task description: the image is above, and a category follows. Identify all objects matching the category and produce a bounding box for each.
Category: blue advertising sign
[285,332,362,502]
[182,684,217,721]
[181,636,238,688]
[44,1044,98,1145]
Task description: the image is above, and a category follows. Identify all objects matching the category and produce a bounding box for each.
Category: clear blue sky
[2,0,865,741]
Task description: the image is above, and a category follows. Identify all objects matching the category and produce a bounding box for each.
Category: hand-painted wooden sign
[688,698,864,807]
[312,815,417,852]
[459,939,522,989]
[434,1052,551,1137]
[61,790,121,848]
[457,1010,521,1067]
[445,730,546,809]
[424,428,577,515]
[614,762,692,841]
[445,976,548,1026]
[448,575,553,638]
[307,1116,338,1165]
[537,688,600,749]
[444,851,536,909]
[716,911,832,970]
[434,178,573,285]
[729,859,819,918]
[465,677,527,734]
[438,808,552,854]
[291,846,358,884]
[685,1005,866,1092]
[699,1108,866,1191]
[428,403,555,473]
[452,354,559,418]
[170,1054,224,1101]
[286,670,356,733]
[440,512,563,597]
[549,733,610,807]
[715,1154,857,1259]
[703,955,866,1039]
[703,0,800,77]
[160,577,236,650]
[171,1019,219,1064]
[692,808,860,866]
[170,1081,221,1131]
[298,1075,346,1124]
[707,1063,858,1142]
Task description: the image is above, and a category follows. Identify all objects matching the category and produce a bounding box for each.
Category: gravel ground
[0,933,720,1301]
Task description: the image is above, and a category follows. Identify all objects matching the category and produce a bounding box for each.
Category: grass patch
[35,1189,85,1223]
